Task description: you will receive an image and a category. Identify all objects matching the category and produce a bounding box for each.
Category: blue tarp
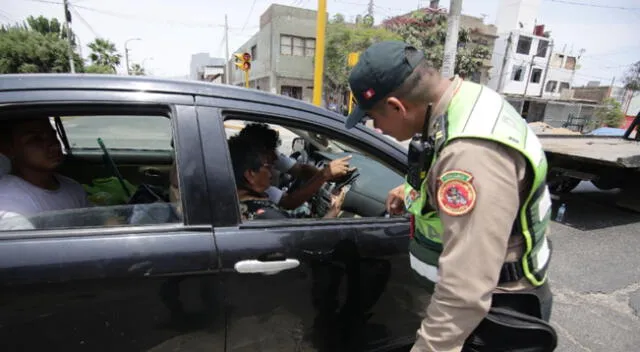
[587,127,626,136]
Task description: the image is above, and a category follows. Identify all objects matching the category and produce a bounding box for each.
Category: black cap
[345,41,425,129]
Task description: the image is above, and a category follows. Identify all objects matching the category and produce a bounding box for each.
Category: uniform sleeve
[413,138,526,352]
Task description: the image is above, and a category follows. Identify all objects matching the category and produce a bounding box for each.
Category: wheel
[591,177,619,191]
[548,176,581,194]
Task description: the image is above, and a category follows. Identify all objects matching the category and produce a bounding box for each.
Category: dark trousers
[463,283,557,352]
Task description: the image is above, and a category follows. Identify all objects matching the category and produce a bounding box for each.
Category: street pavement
[546,182,640,352]
[61,116,640,350]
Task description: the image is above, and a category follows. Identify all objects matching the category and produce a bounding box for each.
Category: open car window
[56,115,174,151]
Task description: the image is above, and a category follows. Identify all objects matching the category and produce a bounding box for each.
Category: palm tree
[130,63,146,76]
[87,38,121,73]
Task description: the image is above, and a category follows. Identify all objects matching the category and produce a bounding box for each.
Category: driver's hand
[386,184,406,215]
[322,155,355,181]
[325,187,347,218]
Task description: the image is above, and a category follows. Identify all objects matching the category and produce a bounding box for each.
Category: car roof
[0,73,340,118]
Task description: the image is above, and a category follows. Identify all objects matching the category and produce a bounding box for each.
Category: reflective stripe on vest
[404,81,552,289]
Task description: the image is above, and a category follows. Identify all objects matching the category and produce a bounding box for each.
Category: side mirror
[292,137,306,153]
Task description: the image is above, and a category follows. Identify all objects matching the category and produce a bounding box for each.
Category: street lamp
[124,38,141,75]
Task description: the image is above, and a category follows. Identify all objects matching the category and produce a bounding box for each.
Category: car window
[223,118,405,223]
[0,112,183,232]
[59,115,173,151]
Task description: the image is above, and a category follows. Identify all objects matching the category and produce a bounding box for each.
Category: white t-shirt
[0,174,91,217]
[266,153,297,204]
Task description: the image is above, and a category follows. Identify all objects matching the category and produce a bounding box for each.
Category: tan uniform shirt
[410,78,534,352]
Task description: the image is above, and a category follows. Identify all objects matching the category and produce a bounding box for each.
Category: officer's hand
[386,184,405,215]
[322,155,355,181]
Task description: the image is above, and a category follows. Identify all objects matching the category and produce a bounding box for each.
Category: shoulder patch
[436,170,476,216]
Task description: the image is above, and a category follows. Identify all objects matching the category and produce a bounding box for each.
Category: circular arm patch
[436,170,477,216]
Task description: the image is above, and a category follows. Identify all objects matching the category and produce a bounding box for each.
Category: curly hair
[237,123,281,151]
[227,134,266,189]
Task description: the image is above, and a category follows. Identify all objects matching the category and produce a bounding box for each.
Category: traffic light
[234,52,251,71]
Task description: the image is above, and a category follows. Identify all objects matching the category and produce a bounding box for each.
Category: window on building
[559,82,570,92]
[516,36,532,55]
[530,68,543,83]
[305,38,315,57]
[545,80,558,93]
[280,35,315,57]
[512,65,525,81]
[281,86,302,100]
[281,35,293,55]
[536,40,549,57]
[251,45,257,60]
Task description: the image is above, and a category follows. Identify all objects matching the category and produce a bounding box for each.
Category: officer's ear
[384,97,407,117]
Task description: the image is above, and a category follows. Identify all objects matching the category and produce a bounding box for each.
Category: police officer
[344,41,557,351]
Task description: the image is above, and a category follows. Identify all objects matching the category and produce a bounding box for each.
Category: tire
[591,177,618,191]
[548,176,581,194]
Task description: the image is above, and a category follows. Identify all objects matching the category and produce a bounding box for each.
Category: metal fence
[505,97,604,133]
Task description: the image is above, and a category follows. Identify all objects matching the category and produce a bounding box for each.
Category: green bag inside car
[83,177,138,206]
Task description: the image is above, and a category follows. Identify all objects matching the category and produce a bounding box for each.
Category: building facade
[488,0,579,98]
[189,53,226,82]
[229,4,324,103]
[459,14,498,85]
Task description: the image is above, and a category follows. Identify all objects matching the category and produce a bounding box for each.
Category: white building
[189,53,226,82]
[488,0,579,98]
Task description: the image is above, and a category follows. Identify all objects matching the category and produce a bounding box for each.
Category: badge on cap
[363,88,375,100]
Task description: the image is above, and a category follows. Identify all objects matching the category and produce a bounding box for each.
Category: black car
[0,74,425,352]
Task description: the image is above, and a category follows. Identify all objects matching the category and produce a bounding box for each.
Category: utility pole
[367,0,374,17]
[63,0,75,74]
[312,0,327,107]
[225,14,230,85]
[124,38,141,75]
[441,0,462,79]
[497,33,513,93]
[538,40,553,97]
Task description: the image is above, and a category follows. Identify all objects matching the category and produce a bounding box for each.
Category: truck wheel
[548,176,581,194]
[591,178,618,191]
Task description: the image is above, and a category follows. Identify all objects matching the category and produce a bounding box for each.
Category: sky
[3,0,639,86]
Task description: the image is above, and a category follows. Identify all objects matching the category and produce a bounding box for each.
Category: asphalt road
[61,116,640,350]
[547,182,640,352]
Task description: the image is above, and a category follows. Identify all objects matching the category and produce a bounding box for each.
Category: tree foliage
[87,38,121,72]
[325,15,401,93]
[382,8,491,79]
[0,16,83,74]
[594,97,625,128]
[623,61,640,92]
[130,63,146,76]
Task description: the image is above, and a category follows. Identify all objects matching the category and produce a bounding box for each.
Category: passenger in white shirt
[0,118,90,220]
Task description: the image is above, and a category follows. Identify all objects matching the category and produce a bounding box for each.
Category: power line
[241,0,258,32]
[71,3,257,32]
[546,0,640,11]
[69,5,100,38]
[22,0,62,4]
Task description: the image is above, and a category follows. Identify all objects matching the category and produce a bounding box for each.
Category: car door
[196,100,424,352]
[0,94,225,352]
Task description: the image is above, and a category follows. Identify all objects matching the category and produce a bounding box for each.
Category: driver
[237,123,354,210]
[228,134,346,220]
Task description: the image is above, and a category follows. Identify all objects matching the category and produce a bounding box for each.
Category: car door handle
[234,259,300,275]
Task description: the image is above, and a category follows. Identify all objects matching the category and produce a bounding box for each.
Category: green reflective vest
[404,81,552,292]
